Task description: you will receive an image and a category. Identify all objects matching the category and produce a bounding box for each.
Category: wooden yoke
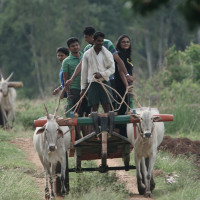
[34,114,173,127]
[8,82,23,88]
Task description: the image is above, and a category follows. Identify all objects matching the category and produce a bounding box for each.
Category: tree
[131,0,200,30]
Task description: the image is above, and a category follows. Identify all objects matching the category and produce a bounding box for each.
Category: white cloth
[81,46,115,90]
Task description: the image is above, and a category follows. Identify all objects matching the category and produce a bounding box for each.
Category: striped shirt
[83,39,117,55]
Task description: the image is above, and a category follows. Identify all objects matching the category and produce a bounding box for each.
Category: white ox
[127,107,164,197]
[33,103,71,199]
[0,73,16,129]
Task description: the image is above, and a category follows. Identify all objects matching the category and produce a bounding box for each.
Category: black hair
[67,37,79,47]
[56,47,69,56]
[116,34,132,57]
[93,32,105,41]
[83,26,96,36]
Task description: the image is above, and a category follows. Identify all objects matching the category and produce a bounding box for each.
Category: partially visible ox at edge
[33,102,71,199]
[127,107,164,198]
[0,73,16,129]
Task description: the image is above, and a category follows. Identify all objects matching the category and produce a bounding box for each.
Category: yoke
[34,111,173,173]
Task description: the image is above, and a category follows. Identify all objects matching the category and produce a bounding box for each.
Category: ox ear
[132,114,140,120]
[153,116,161,122]
[57,127,64,138]
[6,72,14,82]
[36,126,45,134]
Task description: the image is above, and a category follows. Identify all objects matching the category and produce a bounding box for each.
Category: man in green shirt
[62,37,82,93]
[61,37,90,138]
[61,37,90,116]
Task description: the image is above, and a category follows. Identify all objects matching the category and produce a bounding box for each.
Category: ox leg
[11,108,15,128]
[135,155,145,195]
[141,157,148,190]
[145,156,156,198]
[145,158,155,192]
[2,110,9,129]
[49,164,55,198]
[55,162,62,196]
[65,151,70,194]
[44,169,50,200]
[60,155,67,195]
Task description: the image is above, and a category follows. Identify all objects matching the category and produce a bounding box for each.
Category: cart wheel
[74,148,81,172]
[65,151,70,194]
[123,154,130,171]
[101,131,107,167]
[122,144,130,171]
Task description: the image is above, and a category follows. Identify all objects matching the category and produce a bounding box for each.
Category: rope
[60,75,142,117]
[60,76,95,117]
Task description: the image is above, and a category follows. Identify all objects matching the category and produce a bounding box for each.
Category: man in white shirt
[81,32,115,113]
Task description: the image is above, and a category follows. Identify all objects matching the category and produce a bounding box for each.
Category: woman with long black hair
[114,34,134,136]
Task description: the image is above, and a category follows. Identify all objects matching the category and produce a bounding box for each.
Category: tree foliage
[0,0,199,98]
[131,0,200,30]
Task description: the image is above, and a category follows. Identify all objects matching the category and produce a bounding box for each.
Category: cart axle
[68,165,136,173]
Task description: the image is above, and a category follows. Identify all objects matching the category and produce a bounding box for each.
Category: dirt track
[12,136,200,200]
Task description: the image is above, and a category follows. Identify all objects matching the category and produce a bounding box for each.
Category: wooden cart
[34,110,173,194]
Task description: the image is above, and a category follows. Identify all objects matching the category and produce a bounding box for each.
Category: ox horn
[148,97,151,111]
[54,98,60,118]
[44,104,50,119]
[1,74,4,81]
[6,72,14,82]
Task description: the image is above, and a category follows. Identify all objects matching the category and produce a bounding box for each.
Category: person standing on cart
[81,31,115,113]
[114,34,134,137]
[61,37,89,138]
[53,47,69,96]
[65,26,132,89]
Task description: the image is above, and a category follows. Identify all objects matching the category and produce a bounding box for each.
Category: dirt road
[13,137,151,200]
[12,136,200,200]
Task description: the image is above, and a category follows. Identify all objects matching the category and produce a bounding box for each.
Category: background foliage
[0,0,200,98]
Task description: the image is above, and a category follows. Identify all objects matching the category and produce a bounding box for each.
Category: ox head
[0,72,13,96]
[134,108,161,138]
[36,100,64,152]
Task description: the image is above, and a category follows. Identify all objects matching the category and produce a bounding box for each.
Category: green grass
[154,152,200,200]
[0,170,41,200]
[1,96,200,199]
[0,128,42,200]
[65,166,128,200]
[128,150,200,200]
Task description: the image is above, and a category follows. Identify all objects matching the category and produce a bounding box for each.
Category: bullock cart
[34,110,173,194]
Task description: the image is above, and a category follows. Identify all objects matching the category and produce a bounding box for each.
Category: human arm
[53,85,62,95]
[81,53,88,90]
[113,53,133,84]
[60,72,69,99]
[60,60,70,99]
[65,61,82,87]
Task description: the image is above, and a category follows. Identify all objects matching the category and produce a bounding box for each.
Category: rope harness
[61,75,141,117]
[134,121,155,139]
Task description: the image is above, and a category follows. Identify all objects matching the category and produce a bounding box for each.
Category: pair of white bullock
[34,106,164,199]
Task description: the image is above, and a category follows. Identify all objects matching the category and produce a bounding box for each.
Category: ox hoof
[45,194,50,200]
[137,182,145,195]
[144,191,152,198]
